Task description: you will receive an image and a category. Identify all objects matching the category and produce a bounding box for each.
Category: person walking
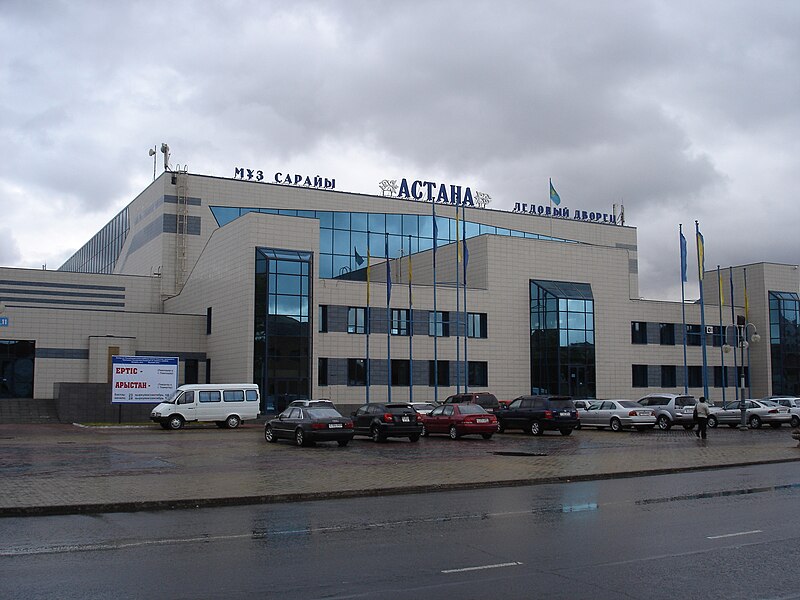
[694,396,710,440]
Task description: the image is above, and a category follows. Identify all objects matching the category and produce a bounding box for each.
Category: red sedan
[421,404,497,440]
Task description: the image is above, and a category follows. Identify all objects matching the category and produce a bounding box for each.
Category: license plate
[328,423,343,428]
[684,408,694,414]
[560,411,571,417]
[476,418,489,423]
[401,416,410,422]
[641,411,653,416]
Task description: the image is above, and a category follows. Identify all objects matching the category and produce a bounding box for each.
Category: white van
[150,384,260,430]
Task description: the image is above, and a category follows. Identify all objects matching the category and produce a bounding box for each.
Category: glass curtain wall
[211,207,578,280]
[530,280,595,398]
[769,291,799,395]
[254,248,312,413]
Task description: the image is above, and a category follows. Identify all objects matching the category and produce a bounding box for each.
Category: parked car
[496,395,578,436]
[636,394,697,430]
[577,399,656,432]
[264,406,354,447]
[443,392,502,414]
[351,402,423,442]
[420,404,497,439]
[765,397,800,427]
[573,399,596,411]
[408,402,439,415]
[707,399,792,429]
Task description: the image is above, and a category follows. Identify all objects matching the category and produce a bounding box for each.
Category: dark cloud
[0,0,798,296]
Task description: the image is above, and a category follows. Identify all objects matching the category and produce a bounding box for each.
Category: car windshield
[163,391,180,404]
[306,408,342,419]
[459,405,487,414]
[477,394,499,406]
[676,396,697,407]
[619,401,641,408]
[549,400,574,410]
[386,405,413,413]
[414,404,436,411]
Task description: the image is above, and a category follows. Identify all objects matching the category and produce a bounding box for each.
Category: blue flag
[679,231,688,283]
[354,246,364,267]
[549,178,561,206]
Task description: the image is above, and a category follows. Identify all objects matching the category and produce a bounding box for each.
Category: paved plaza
[0,423,798,517]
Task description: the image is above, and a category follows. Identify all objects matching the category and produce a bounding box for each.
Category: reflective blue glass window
[276,274,301,295]
[332,254,350,277]
[402,214,419,237]
[388,234,403,257]
[465,221,480,238]
[511,230,524,237]
[369,232,385,257]
[351,232,368,257]
[333,229,350,254]
[319,229,333,254]
[351,212,368,232]
[386,214,402,235]
[496,227,510,236]
[368,213,385,233]
[317,211,333,228]
[419,237,433,252]
[210,206,240,226]
[479,224,496,235]
[418,216,433,238]
[333,212,350,229]
[297,210,315,219]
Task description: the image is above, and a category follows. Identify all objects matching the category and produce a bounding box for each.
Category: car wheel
[559,428,573,436]
[337,439,349,447]
[295,428,307,447]
[791,415,800,428]
[749,415,762,429]
[657,415,672,430]
[421,424,429,437]
[225,415,241,429]
[707,415,718,428]
[409,434,420,442]
[167,415,184,430]
[529,420,543,436]
[481,433,493,440]
[449,425,460,440]
[371,425,385,443]
[264,425,276,443]
[610,418,622,432]
[770,422,782,429]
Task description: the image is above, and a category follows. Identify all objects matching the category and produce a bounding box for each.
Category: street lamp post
[722,321,760,429]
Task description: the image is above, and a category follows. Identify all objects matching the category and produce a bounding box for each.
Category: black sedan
[351,402,423,442]
[264,406,354,447]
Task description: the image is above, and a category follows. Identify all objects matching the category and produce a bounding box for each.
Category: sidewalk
[1,423,798,517]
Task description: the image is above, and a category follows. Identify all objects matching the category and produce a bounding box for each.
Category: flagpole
[455,203,461,394]
[717,265,726,404]
[432,201,439,403]
[696,220,710,401]
[408,235,413,402]
[366,238,371,404]
[462,201,469,393]
[385,232,392,403]
[744,267,752,399]
[728,266,739,402]
[680,225,688,394]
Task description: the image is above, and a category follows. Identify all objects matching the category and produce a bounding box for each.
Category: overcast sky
[1,0,798,300]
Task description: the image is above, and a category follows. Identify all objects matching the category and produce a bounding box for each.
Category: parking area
[0,423,798,516]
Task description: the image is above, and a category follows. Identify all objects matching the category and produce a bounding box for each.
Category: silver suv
[637,394,697,430]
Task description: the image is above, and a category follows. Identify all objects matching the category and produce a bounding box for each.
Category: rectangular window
[467,313,488,338]
[318,305,328,333]
[199,390,221,403]
[206,307,212,335]
[686,325,702,346]
[223,390,245,402]
[391,309,410,336]
[428,311,450,337]
[348,307,367,334]
[659,323,675,345]
[391,359,410,385]
[631,322,648,344]
[661,365,676,387]
[713,365,723,387]
[632,364,648,387]
[318,357,328,386]
[688,366,703,388]
[348,358,366,386]
[205,359,211,384]
[429,360,450,386]
[710,325,722,347]
[467,361,488,387]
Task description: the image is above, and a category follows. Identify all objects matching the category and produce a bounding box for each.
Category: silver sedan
[707,399,792,429]
[577,400,656,432]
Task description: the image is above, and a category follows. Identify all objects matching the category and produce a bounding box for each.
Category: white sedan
[577,400,656,432]
[707,399,792,429]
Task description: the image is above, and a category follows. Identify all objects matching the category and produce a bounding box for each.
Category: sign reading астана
[378,178,492,208]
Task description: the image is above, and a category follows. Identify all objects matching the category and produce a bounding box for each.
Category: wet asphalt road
[2,462,800,600]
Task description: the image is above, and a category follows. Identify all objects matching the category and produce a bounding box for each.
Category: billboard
[111,356,179,404]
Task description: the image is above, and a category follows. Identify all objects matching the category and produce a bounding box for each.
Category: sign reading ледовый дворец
[111,356,178,404]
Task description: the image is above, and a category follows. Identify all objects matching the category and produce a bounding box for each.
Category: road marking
[707,529,763,540]
[441,561,523,574]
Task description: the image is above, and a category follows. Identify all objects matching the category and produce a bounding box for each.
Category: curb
[3,456,799,518]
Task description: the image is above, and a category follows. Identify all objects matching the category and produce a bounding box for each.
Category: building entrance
[0,340,35,398]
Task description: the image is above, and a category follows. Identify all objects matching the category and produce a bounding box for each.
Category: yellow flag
[719,271,725,306]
